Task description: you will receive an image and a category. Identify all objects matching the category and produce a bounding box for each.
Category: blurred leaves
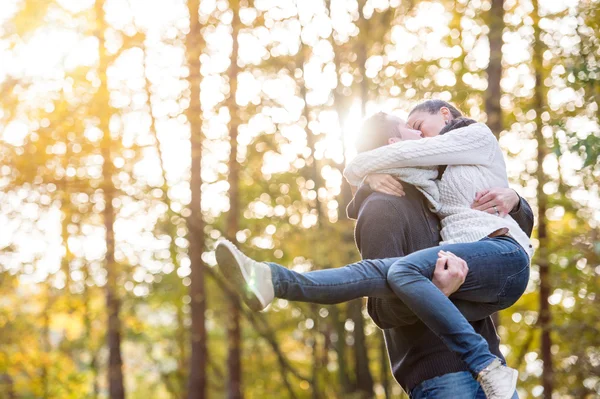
[0,0,599,398]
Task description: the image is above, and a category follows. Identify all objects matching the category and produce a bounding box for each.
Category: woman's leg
[386,236,530,375]
[445,236,530,320]
[215,239,402,309]
[268,256,401,304]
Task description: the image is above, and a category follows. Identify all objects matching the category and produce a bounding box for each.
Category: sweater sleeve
[510,195,535,238]
[343,123,497,186]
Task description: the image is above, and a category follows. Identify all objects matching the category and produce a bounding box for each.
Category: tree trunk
[532,0,553,396]
[0,374,15,399]
[326,0,352,219]
[485,0,505,136]
[350,3,374,395]
[226,1,243,398]
[330,305,352,393]
[185,0,208,398]
[379,336,390,398]
[485,0,505,327]
[348,299,374,397]
[102,142,125,399]
[356,0,369,119]
[94,1,125,398]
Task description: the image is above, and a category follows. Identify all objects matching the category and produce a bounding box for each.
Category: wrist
[510,189,522,214]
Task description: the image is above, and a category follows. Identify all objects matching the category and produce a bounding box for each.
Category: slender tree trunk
[310,313,321,399]
[185,0,208,397]
[351,3,374,396]
[325,0,353,218]
[379,337,390,399]
[298,46,324,399]
[330,305,352,393]
[485,0,505,136]
[102,143,125,399]
[226,1,243,398]
[532,0,553,396]
[143,38,190,397]
[356,0,369,119]
[348,300,374,397]
[94,1,125,398]
[485,0,505,329]
[0,375,15,399]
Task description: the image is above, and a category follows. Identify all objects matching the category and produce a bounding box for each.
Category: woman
[216,100,531,399]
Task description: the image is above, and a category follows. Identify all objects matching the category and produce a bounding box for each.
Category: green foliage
[0,0,598,398]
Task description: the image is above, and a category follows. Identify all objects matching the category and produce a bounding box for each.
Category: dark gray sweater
[347,183,534,392]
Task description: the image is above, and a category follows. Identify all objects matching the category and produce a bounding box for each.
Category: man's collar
[346,185,375,220]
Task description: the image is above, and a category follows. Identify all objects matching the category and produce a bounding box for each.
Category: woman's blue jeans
[268,235,530,375]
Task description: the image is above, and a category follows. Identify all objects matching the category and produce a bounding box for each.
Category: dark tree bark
[0,374,15,399]
[330,305,352,393]
[298,46,324,399]
[349,2,375,396]
[185,0,208,397]
[485,0,505,137]
[94,1,125,398]
[379,337,390,398]
[348,300,374,397]
[226,1,243,398]
[532,0,553,397]
[485,0,506,329]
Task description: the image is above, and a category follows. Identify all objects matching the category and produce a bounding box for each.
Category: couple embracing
[216,100,534,399]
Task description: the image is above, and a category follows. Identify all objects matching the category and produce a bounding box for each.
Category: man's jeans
[268,235,530,375]
[410,371,520,398]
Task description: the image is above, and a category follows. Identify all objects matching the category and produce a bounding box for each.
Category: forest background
[0,0,599,398]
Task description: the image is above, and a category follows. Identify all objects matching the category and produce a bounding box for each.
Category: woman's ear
[440,107,452,122]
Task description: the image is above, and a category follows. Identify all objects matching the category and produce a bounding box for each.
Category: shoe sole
[215,241,266,312]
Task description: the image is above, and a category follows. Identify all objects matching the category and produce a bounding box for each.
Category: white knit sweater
[344,122,534,259]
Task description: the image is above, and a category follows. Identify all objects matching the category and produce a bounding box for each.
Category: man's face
[407,107,452,138]
[390,119,423,143]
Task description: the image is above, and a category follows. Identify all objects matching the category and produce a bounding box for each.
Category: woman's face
[407,107,453,138]
[388,119,423,144]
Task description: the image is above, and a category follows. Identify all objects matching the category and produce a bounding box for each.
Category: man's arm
[472,188,535,237]
[510,195,535,237]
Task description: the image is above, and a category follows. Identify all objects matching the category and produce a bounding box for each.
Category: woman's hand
[365,174,405,197]
[471,188,520,217]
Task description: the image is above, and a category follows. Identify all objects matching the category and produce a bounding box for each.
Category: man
[347,113,534,397]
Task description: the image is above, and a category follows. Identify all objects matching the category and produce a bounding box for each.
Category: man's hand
[471,188,519,217]
[432,250,468,297]
[365,174,405,197]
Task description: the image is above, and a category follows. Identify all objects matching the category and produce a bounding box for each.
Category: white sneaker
[477,359,518,399]
[215,239,275,312]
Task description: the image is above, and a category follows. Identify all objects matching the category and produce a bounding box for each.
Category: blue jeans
[269,236,529,375]
[410,371,520,398]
